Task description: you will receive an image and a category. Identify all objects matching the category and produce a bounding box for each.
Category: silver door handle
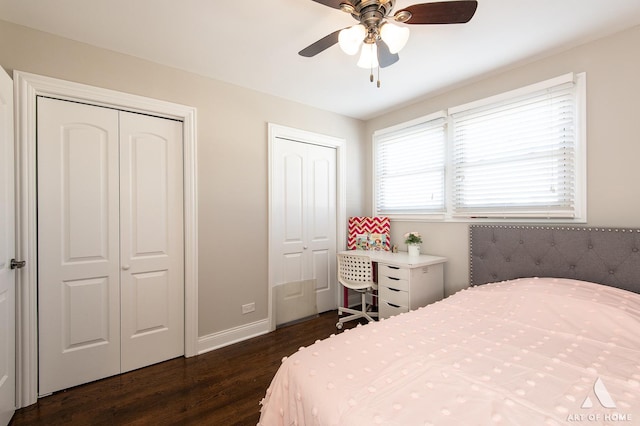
[10,259,26,269]
[122,265,131,270]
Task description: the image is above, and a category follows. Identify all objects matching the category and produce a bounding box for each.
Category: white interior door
[37,98,121,395]
[272,137,337,318]
[38,99,185,394]
[119,112,184,373]
[306,143,337,312]
[0,67,16,425]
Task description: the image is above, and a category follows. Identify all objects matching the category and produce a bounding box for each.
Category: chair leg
[337,291,377,329]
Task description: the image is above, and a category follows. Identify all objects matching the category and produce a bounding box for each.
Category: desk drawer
[380,300,409,318]
[380,286,409,307]
[378,275,409,292]
[378,263,410,280]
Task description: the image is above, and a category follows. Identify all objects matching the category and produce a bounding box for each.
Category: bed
[259,226,640,425]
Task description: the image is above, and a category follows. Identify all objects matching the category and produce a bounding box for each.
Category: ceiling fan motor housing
[346,0,396,17]
[345,0,396,43]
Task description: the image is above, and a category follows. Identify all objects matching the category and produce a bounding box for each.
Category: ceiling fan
[299,0,478,86]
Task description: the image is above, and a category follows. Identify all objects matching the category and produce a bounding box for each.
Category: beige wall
[366,25,640,296]
[0,20,367,337]
[4,17,640,336]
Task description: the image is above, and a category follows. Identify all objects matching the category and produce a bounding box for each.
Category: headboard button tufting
[633,248,639,253]
[588,244,593,249]
[569,265,576,270]
[609,270,615,275]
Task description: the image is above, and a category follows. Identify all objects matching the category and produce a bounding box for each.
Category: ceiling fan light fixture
[357,42,379,69]
[338,24,366,55]
[380,22,410,54]
[299,0,479,86]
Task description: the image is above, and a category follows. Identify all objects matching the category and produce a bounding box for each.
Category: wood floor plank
[10,310,365,425]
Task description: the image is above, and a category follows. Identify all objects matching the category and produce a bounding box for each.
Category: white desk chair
[336,253,378,329]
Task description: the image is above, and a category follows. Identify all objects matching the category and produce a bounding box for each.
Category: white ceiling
[2,0,640,120]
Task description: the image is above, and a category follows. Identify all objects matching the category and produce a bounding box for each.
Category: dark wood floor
[9,310,365,426]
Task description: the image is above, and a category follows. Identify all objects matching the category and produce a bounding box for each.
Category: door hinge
[10,259,26,269]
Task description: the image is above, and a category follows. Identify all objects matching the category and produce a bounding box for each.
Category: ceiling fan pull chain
[377,66,381,88]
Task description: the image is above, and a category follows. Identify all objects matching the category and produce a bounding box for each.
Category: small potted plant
[404,232,422,256]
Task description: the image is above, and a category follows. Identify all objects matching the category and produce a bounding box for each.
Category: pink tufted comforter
[259,278,640,425]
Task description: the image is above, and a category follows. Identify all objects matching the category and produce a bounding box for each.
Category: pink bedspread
[259,278,640,425]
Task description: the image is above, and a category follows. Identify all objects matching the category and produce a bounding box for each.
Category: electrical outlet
[242,302,255,314]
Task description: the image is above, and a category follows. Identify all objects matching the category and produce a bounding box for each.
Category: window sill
[382,214,587,224]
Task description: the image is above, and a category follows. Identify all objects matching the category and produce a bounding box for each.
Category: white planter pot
[408,244,420,256]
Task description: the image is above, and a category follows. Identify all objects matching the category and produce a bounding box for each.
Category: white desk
[338,250,447,319]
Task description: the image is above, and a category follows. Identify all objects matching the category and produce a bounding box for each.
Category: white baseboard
[197,319,271,355]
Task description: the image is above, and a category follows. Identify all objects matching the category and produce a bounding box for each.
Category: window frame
[372,111,448,220]
[372,72,587,223]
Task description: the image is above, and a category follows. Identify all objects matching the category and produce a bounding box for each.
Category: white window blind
[374,116,446,215]
[451,79,580,218]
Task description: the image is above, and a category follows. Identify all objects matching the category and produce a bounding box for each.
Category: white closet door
[272,138,337,317]
[306,143,337,313]
[119,112,184,372]
[37,98,121,395]
[38,99,185,393]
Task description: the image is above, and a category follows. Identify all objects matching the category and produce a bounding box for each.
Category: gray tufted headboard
[469,225,640,294]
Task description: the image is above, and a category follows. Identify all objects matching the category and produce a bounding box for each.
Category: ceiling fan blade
[398,0,478,24]
[310,0,352,10]
[377,40,399,68]
[299,29,341,57]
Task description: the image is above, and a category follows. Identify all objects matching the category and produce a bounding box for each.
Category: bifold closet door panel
[119,111,184,373]
[37,98,121,395]
[271,138,337,320]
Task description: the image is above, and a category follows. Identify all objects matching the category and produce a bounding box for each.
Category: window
[372,73,586,221]
[373,113,446,215]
